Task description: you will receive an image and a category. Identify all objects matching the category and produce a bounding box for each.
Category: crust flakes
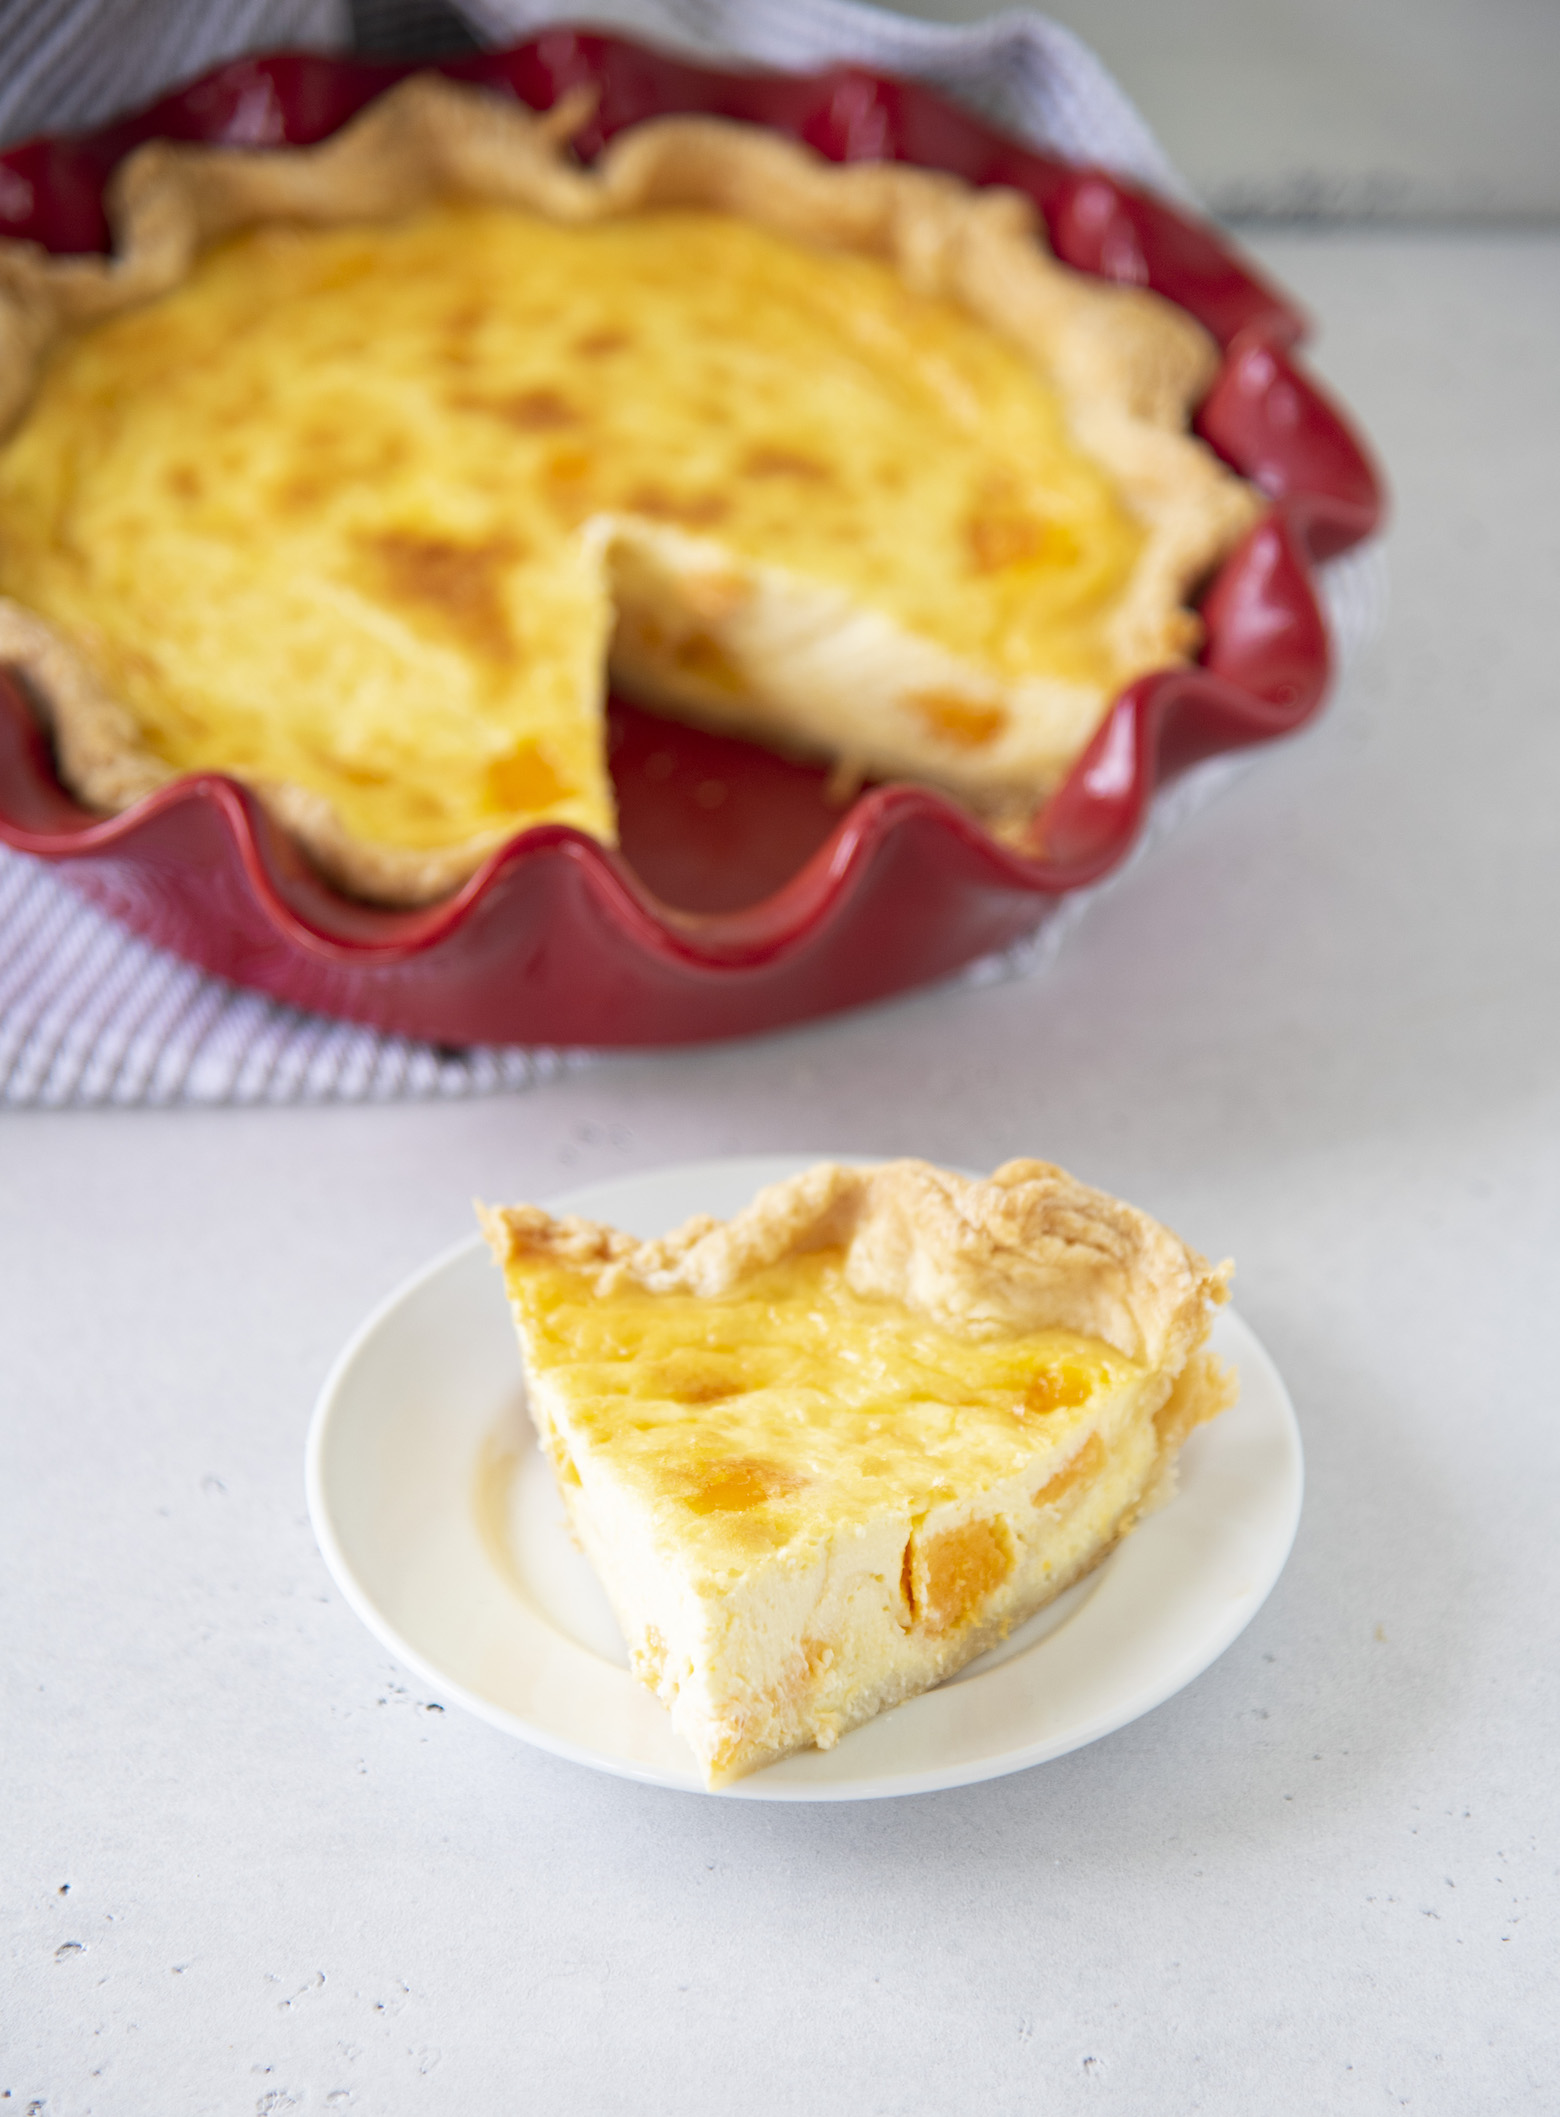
[479,1155,1229,1368]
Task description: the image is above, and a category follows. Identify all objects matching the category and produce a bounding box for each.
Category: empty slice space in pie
[480,1157,1237,1785]
[0,79,1261,905]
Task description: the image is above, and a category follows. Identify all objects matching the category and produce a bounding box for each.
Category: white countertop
[5,228,1558,2113]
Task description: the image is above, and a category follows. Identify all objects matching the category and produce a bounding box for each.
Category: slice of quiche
[0,76,1260,904]
[479,1158,1235,1785]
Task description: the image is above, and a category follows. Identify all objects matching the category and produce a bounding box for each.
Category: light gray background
[5,223,1559,2110]
[896,0,1560,220]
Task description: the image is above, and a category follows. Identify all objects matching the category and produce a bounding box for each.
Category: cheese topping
[0,202,1145,862]
[505,1246,1143,1571]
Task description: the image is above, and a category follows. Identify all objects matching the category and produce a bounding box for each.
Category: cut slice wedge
[479,1157,1235,1785]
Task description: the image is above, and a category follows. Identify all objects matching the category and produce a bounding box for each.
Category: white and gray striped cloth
[0,0,1384,1107]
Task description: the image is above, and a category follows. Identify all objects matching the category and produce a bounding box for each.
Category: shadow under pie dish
[0,33,1383,1045]
[480,1155,1236,1786]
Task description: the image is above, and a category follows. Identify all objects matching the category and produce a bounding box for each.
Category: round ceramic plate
[306,1155,1304,1800]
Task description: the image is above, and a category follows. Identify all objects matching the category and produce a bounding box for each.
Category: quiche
[0,76,1260,905]
[479,1158,1235,1785]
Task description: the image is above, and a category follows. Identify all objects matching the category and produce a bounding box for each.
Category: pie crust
[0,77,1260,904]
[481,1157,1235,1783]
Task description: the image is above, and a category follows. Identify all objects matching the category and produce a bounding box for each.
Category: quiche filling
[0,205,1144,862]
[0,77,1260,903]
[507,1246,1138,1536]
[481,1157,1235,1784]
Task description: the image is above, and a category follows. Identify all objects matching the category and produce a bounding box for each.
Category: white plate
[306,1156,1303,1801]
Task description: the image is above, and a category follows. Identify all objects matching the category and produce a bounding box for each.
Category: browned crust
[0,75,1259,905]
[0,600,174,813]
[478,1155,1230,1368]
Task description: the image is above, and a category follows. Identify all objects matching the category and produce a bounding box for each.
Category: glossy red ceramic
[0,31,1383,1046]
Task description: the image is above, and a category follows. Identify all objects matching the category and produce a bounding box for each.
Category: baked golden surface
[0,78,1259,903]
[0,205,1147,861]
[499,1245,1137,1560]
[482,1158,1235,1783]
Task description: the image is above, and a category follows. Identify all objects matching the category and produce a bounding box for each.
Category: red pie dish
[0,30,1382,1047]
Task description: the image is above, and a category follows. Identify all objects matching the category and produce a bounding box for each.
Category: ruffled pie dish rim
[0,29,1385,1048]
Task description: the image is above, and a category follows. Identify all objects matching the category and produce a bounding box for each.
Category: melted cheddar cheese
[0,203,1145,862]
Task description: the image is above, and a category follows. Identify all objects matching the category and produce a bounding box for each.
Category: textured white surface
[4,228,1559,2111]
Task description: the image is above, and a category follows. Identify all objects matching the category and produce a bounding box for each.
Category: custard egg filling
[504,1246,1141,1571]
[0,202,1145,860]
